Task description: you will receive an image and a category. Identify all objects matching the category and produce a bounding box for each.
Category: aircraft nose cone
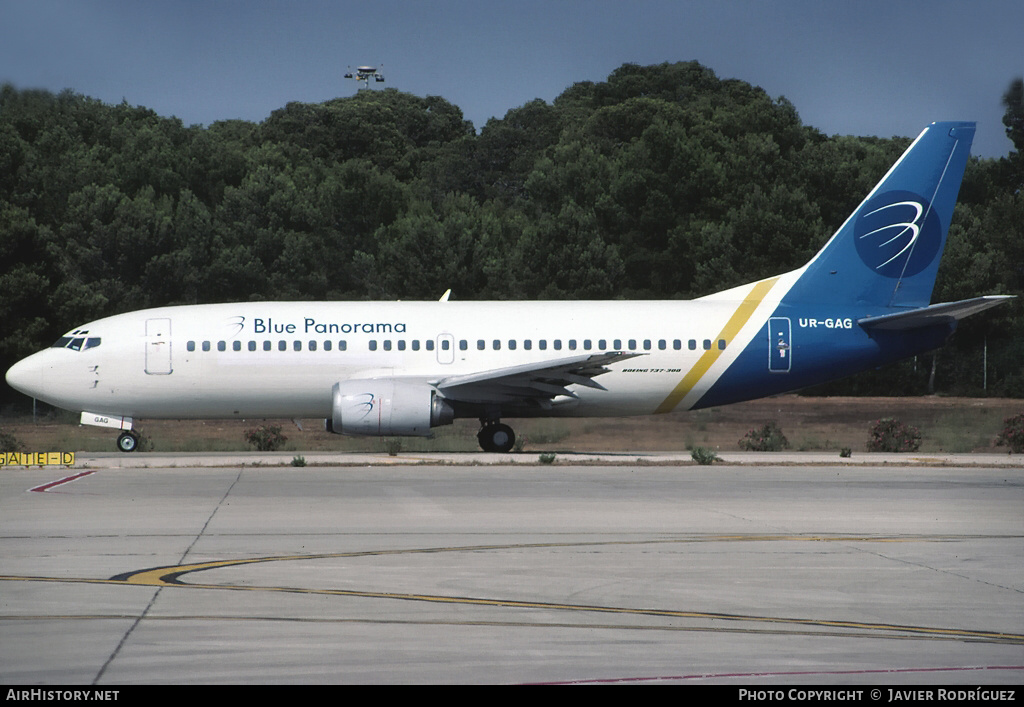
[5,355,43,398]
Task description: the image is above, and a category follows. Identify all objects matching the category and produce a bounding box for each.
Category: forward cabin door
[145,318,173,375]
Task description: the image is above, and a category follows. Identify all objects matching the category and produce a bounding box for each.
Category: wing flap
[433,351,641,405]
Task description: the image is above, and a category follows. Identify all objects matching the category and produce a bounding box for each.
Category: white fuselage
[10,280,791,422]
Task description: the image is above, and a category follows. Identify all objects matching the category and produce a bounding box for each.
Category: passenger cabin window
[187,341,196,352]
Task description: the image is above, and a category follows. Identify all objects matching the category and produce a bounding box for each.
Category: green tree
[0,206,53,370]
[1000,77,1023,192]
[2,66,1023,404]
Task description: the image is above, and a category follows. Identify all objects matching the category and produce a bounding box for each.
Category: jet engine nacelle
[326,379,454,437]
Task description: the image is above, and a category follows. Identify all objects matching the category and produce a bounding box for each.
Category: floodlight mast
[344,65,385,90]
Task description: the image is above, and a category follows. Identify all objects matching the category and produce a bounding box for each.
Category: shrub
[538,452,556,464]
[866,417,921,452]
[244,424,287,451]
[739,422,789,451]
[691,446,721,465]
[840,447,852,458]
[291,455,306,467]
[996,413,1024,453]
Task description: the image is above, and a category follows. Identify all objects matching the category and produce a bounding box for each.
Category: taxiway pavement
[58,449,1024,468]
[1,459,1021,684]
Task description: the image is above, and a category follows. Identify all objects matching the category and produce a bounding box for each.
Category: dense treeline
[1,62,1022,406]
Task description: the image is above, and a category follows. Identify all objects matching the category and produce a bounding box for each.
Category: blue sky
[2,0,1021,157]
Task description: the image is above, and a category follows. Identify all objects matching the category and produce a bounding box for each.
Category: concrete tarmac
[1,458,1022,685]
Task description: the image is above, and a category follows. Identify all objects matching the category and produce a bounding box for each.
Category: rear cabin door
[768,317,791,373]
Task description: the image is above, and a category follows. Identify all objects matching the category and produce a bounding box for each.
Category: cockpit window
[50,336,101,351]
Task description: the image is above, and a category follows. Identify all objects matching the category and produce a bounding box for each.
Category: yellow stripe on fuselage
[654,277,779,414]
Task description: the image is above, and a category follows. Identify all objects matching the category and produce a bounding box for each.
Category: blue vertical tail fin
[783,121,975,309]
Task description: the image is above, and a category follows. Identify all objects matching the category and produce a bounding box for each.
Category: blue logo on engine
[348,393,375,419]
[853,190,941,278]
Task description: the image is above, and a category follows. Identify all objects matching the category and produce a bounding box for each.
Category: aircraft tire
[117,431,139,453]
[477,426,495,452]
[478,423,515,453]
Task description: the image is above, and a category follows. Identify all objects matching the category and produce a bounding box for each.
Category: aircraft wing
[858,296,1014,331]
[432,351,642,407]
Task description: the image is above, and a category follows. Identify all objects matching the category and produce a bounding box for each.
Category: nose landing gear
[117,431,140,453]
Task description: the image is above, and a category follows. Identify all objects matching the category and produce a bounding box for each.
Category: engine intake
[326,379,454,436]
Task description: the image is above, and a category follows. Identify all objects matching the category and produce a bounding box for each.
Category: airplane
[344,66,385,87]
[4,121,1012,453]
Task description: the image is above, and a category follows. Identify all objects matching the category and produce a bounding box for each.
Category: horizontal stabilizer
[857,296,1014,331]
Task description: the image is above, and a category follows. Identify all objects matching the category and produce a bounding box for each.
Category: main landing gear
[117,431,140,453]
[477,420,515,453]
